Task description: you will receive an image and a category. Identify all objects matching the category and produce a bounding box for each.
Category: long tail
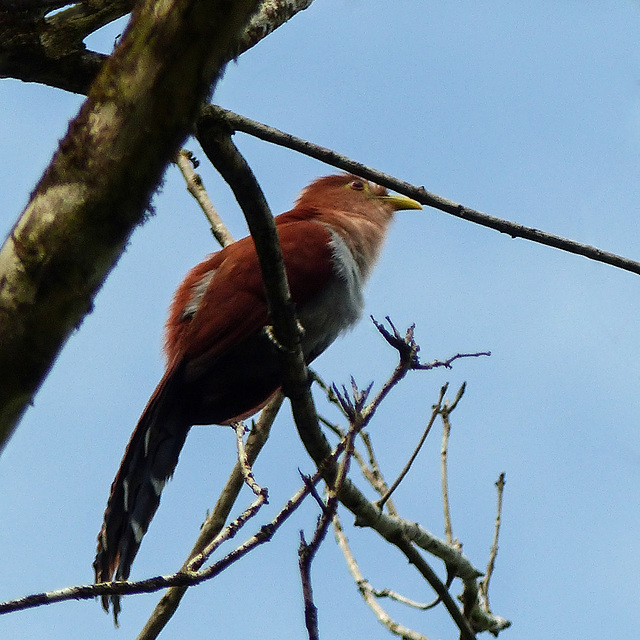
[94,366,189,622]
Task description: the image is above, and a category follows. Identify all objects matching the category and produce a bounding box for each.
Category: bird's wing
[170,218,337,366]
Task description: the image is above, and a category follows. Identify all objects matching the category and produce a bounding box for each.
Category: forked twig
[230,421,268,499]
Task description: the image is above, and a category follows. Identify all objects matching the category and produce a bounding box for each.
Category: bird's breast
[296,230,365,362]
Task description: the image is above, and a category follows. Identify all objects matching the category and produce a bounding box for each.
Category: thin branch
[196,109,331,475]
[369,587,440,611]
[358,430,398,516]
[376,384,448,511]
[185,473,268,574]
[318,414,398,514]
[298,416,358,640]
[230,421,267,498]
[440,384,466,545]
[174,149,235,247]
[333,515,431,640]
[365,318,489,425]
[479,473,506,612]
[441,412,453,546]
[0,456,318,617]
[298,528,320,640]
[415,352,492,372]
[204,104,640,278]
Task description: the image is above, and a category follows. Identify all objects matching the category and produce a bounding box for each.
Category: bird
[93,173,422,618]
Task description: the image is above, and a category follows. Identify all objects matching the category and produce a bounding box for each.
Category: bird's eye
[349,180,365,191]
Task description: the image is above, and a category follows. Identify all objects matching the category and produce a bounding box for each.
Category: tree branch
[0,0,315,93]
[479,472,506,613]
[174,149,235,247]
[195,109,330,466]
[333,515,431,640]
[195,112,485,640]
[205,105,640,278]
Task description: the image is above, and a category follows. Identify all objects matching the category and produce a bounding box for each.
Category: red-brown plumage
[168,219,336,366]
[94,174,421,620]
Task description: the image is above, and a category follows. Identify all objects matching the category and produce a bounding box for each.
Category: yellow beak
[379,193,423,211]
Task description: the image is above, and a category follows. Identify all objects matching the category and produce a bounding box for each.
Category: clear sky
[1,1,640,639]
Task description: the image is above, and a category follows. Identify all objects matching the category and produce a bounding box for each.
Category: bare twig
[164,423,274,576]
[174,149,235,247]
[366,318,489,425]
[318,415,397,513]
[298,528,320,640]
[298,421,358,640]
[185,478,268,573]
[230,421,267,498]
[440,384,466,544]
[376,384,448,510]
[368,587,439,611]
[333,515,431,640]
[415,352,492,371]
[479,473,506,612]
[441,414,453,545]
[358,430,398,515]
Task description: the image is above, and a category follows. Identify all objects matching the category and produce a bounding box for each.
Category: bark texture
[0,0,262,450]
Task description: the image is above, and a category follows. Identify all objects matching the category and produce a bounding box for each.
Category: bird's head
[295,173,422,220]
[293,174,422,277]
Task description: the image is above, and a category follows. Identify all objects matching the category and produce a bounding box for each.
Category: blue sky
[2,1,640,638]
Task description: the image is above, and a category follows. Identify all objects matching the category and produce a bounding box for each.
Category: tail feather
[94,366,189,622]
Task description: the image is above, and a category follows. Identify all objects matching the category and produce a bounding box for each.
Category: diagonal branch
[376,384,448,511]
[204,105,640,278]
[333,515,431,640]
[196,108,329,465]
[174,149,236,247]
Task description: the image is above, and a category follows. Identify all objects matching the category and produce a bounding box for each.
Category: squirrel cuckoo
[94,174,421,617]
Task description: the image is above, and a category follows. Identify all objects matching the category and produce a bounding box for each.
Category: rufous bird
[94,173,421,617]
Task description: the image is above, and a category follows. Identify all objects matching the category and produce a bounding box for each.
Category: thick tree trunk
[0,0,262,450]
